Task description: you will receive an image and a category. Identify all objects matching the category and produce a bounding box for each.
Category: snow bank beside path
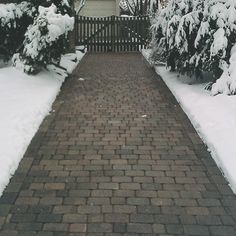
[156,67,236,194]
[143,49,236,193]
[0,51,84,196]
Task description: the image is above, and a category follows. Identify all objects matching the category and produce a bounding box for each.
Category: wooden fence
[75,15,150,52]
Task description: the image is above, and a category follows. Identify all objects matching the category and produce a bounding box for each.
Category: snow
[119,0,158,15]
[60,52,82,74]
[211,28,228,57]
[61,0,70,7]
[0,2,35,27]
[0,4,17,26]
[211,44,236,95]
[23,4,74,60]
[194,21,209,48]
[0,51,84,196]
[143,49,236,194]
[151,0,236,97]
[195,0,236,62]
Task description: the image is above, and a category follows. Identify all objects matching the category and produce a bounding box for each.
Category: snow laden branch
[150,0,236,95]
[0,0,74,70]
[0,2,36,56]
[13,4,74,74]
[120,0,159,16]
[212,45,236,95]
[76,0,87,14]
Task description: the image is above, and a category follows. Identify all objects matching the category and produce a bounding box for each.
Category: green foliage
[1,0,75,74]
[12,4,74,74]
[151,0,236,81]
[25,0,74,16]
[120,0,159,16]
[0,2,36,58]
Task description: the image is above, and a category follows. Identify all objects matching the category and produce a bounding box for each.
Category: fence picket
[75,15,150,52]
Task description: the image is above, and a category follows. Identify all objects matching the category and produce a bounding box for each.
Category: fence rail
[75,15,150,52]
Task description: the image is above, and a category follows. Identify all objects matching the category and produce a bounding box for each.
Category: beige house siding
[76,0,120,16]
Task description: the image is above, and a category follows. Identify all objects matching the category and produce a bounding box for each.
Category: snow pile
[60,53,79,74]
[0,51,84,197]
[13,4,74,74]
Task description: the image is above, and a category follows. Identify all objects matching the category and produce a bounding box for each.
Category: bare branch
[76,0,87,15]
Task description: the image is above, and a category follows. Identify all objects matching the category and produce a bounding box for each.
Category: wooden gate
[75,15,150,52]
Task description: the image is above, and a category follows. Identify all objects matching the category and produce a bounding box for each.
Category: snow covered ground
[143,49,236,194]
[0,51,84,196]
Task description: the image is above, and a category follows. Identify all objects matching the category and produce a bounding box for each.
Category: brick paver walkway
[0,53,236,236]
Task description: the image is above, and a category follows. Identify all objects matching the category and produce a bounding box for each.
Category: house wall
[75,0,120,16]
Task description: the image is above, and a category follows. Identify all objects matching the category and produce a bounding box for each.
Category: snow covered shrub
[149,2,176,65]
[28,0,74,16]
[151,0,236,87]
[0,2,36,58]
[192,0,236,81]
[211,44,236,95]
[0,0,74,72]
[174,1,204,75]
[13,4,74,74]
[120,0,159,16]
[150,0,203,70]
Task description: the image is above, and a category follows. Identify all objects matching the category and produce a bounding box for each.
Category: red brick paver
[0,53,236,235]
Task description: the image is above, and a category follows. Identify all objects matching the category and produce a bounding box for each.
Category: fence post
[111,15,115,52]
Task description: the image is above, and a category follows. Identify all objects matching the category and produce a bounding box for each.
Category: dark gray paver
[0,52,236,235]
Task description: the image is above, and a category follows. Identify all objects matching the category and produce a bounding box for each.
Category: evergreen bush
[12,4,74,74]
[0,0,74,74]
[0,2,35,58]
[151,0,236,94]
